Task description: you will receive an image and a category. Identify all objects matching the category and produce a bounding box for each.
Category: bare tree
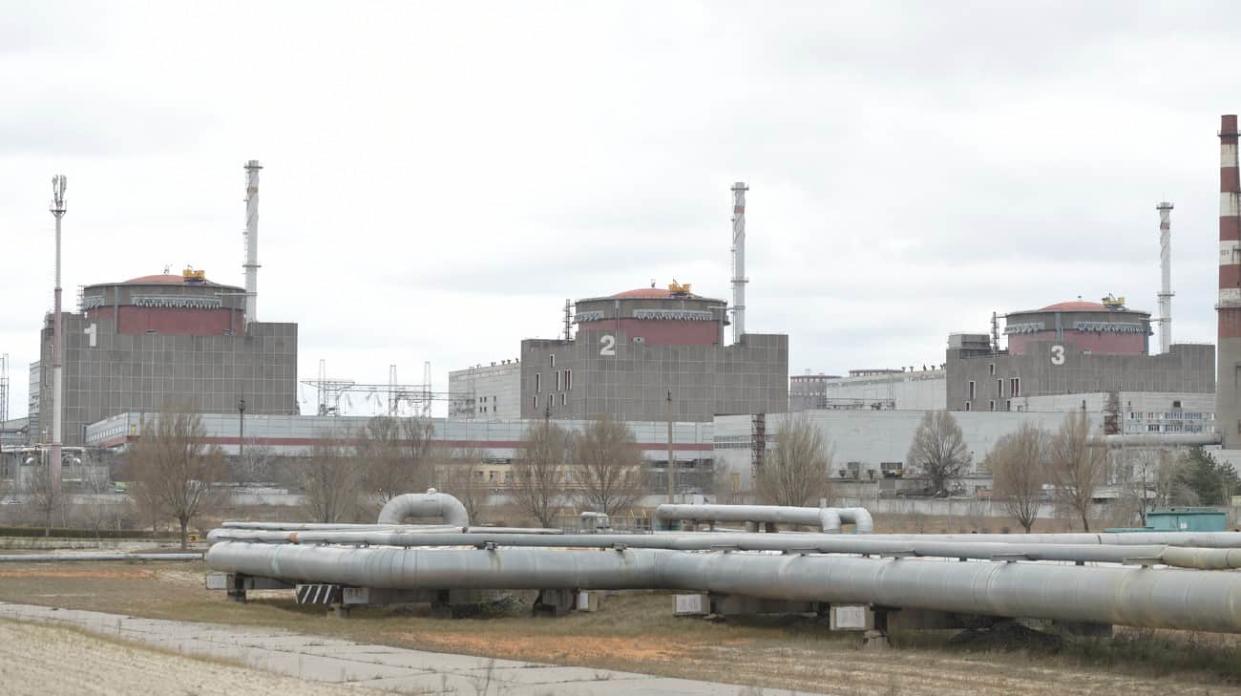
[985,423,1047,533]
[574,416,645,519]
[356,416,435,505]
[78,460,118,537]
[905,410,971,497]
[232,444,278,483]
[756,413,833,507]
[1048,410,1107,532]
[712,464,745,505]
[509,420,571,528]
[434,448,489,525]
[27,457,59,536]
[301,429,358,523]
[126,408,227,548]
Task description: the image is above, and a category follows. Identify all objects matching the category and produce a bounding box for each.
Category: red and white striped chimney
[1218,114,1241,446]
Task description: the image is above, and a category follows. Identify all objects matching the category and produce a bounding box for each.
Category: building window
[547,394,554,410]
[532,396,537,409]
[989,400,995,411]
[555,370,562,391]
[535,373,541,393]
[968,381,976,400]
[1010,378,1020,397]
[549,355,555,368]
[996,379,1003,397]
[561,393,567,406]
[965,401,972,411]
[1006,400,1012,411]
[1173,400,1182,409]
[565,369,572,391]
[989,363,995,376]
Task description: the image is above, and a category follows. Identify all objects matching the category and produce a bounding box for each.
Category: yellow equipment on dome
[1101,293,1126,310]
[182,267,206,282]
[668,280,692,295]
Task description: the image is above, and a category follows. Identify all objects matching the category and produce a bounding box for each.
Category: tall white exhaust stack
[731,181,748,344]
[1156,201,1174,353]
[243,160,262,325]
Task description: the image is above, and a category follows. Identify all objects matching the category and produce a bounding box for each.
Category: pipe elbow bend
[377,490,470,527]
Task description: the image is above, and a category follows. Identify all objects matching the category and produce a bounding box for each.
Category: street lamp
[238,398,246,458]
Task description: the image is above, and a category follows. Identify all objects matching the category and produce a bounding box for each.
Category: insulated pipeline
[205,542,1241,633]
[202,529,1241,570]
[656,504,874,533]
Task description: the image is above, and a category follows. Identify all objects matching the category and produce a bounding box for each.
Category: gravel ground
[0,619,373,696]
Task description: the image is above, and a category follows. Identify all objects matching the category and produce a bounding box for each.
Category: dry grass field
[1,557,1241,694]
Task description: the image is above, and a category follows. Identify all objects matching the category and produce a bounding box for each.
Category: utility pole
[238,398,246,458]
[49,175,67,496]
[666,390,675,505]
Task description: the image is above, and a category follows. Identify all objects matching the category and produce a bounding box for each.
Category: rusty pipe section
[205,542,1241,633]
[202,528,1241,570]
[656,504,874,533]
[376,490,470,526]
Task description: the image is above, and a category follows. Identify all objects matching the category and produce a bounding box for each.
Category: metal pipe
[205,542,1241,633]
[0,553,202,563]
[376,490,470,526]
[202,529,1241,570]
[656,504,873,533]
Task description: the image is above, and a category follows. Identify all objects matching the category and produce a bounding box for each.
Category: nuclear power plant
[0,118,1240,520]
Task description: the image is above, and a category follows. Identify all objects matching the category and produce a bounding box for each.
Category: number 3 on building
[600,334,616,356]
[1050,344,1065,366]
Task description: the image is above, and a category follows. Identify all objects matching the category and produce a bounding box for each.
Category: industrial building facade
[447,361,521,420]
[945,300,1214,434]
[519,286,788,422]
[32,271,298,446]
[790,368,946,412]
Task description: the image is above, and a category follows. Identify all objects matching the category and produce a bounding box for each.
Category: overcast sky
[1,1,1236,418]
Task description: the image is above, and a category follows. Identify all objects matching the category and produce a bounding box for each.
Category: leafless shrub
[302,428,359,523]
[905,410,971,497]
[356,416,435,505]
[755,413,832,507]
[435,448,490,525]
[574,416,644,519]
[125,406,228,548]
[509,420,571,527]
[1048,410,1107,532]
[986,423,1048,533]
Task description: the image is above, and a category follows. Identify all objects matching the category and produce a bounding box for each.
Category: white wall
[817,371,946,410]
[714,409,1099,491]
[448,363,522,419]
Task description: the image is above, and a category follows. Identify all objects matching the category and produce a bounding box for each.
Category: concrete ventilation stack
[1218,115,1241,447]
[730,181,748,344]
[1157,201,1174,354]
[243,160,262,326]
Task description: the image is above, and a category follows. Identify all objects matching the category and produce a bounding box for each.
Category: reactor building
[30,269,298,446]
[945,297,1214,434]
[520,283,787,422]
